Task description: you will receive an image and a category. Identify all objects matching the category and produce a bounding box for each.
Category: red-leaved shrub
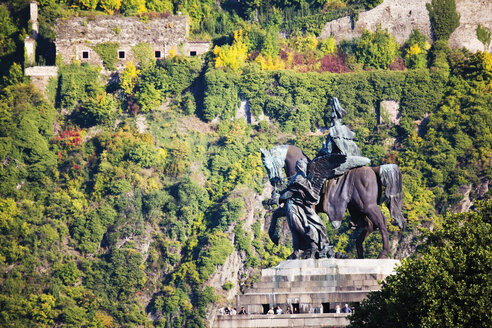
[320,54,348,73]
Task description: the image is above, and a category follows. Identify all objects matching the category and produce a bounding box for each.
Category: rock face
[320,0,432,44]
[320,0,492,52]
[380,100,400,125]
[206,186,273,327]
[450,0,492,52]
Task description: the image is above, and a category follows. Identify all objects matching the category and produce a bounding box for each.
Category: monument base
[215,313,350,328]
[214,259,399,328]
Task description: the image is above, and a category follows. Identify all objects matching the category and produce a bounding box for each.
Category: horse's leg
[355,217,373,259]
[365,204,390,259]
[268,206,285,245]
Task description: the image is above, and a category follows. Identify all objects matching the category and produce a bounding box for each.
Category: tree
[99,0,122,14]
[120,61,140,95]
[426,0,460,41]
[348,200,492,328]
[121,0,147,16]
[355,27,399,69]
[0,4,18,73]
[213,30,248,72]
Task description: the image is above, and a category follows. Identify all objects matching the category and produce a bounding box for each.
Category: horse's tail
[374,164,406,231]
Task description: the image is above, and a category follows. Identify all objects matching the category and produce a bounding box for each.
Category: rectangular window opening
[82,51,89,59]
[190,51,197,56]
[118,51,125,59]
[155,50,161,58]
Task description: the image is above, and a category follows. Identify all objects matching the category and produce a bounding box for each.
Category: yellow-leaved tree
[120,61,140,95]
[75,0,99,10]
[99,0,122,14]
[255,55,285,70]
[213,30,248,72]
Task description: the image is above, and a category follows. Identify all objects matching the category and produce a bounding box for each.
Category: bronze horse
[261,145,406,259]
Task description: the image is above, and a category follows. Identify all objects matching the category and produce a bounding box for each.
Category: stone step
[251,279,380,290]
[245,284,379,294]
[258,273,383,283]
[237,290,370,305]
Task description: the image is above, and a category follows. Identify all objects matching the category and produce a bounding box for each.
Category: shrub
[319,37,337,55]
[213,30,248,72]
[355,27,399,69]
[404,29,431,69]
[91,42,120,71]
[320,54,348,73]
[78,93,118,127]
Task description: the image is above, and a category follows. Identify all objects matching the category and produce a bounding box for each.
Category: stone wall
[25,38,36,65]
[185,41,211,57]
[25,66,58,95]
[55,15,190,69]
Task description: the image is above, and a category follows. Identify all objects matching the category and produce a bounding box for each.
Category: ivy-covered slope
[0,0,491,327]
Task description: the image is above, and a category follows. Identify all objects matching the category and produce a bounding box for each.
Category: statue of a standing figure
[320,97,362,157]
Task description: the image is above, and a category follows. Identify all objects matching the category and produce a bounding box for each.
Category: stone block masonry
[217,259,399,328]
[25,66,58,96]
[55,15,195,70]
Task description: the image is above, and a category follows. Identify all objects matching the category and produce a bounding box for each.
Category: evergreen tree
[426,0,460,41]
[348,201,492,328]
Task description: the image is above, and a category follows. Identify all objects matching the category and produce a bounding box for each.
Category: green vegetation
[0,0,491,326]
[132,42,155,68]
[355,27,399,69]
[426,0,460,41]
[348,200,492,328]
[476,24,491,50]
[90,42,120,70]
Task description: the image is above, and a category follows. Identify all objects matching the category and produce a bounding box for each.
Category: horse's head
[260,147,284,188]
[260,148,276,184]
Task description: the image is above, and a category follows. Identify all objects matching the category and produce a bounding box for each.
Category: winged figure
[278,153,370,259]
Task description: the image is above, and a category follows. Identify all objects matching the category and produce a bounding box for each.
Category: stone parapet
[25,66,58,97]
[215,313,350,328]
[25,66,58,77]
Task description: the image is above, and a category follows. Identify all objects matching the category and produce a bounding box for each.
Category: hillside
[0,0,491,327]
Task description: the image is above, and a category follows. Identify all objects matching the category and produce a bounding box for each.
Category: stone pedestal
[216,259,399,328]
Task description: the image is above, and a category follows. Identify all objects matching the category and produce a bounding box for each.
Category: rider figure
[320,97,363,157]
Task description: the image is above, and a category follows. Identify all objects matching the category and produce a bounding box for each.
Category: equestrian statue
[260,97,406,259]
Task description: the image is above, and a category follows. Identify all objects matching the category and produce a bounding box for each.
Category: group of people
[220,306,248,315]
[221,303,353,315]
[335,304,353,314]
[266,305,296,314]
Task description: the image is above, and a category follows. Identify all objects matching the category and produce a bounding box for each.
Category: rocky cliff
[320,0,492,52]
